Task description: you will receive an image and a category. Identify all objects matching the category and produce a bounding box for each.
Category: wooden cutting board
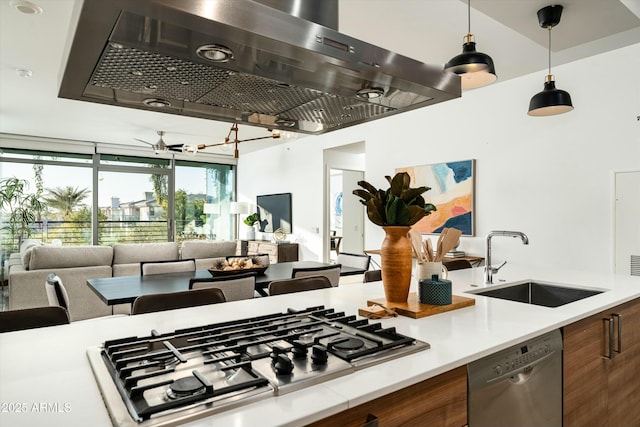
[364,292,475,319]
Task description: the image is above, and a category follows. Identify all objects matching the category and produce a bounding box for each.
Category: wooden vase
[380,225,413,303]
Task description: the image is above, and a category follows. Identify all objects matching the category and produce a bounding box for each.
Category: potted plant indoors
[353,172,436,302]
[243,213,259,240]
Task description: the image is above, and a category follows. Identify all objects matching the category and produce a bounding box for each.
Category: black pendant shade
[528,76,573,116]
[527,5,574,117]
[444,39,497,90]
[444,0,497,90]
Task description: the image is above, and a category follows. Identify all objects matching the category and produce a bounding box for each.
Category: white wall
[237,43,640,273]
[340,170,365,254]
[236,143,325,261]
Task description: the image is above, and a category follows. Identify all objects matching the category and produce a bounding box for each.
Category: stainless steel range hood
[59,0,460,135]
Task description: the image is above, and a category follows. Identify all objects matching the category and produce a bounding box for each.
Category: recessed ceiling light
[356,87,384,99]
[143,98,171,108]
[196,44,234,63]
[11,0,42,15]
[275,118,296,128]
[15,68,33,78]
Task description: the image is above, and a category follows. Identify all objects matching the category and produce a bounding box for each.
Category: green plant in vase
[243,213,259,227]
[353,172,436,226]
[353,172,436,302]
[243,213,259,240]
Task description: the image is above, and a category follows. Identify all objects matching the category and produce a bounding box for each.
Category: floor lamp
[229,201,249,240]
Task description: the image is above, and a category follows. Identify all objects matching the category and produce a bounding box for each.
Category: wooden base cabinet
[563,298,640,427]
[307,366,467,427]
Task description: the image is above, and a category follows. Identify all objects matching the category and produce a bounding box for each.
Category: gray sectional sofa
[7,240,239,321]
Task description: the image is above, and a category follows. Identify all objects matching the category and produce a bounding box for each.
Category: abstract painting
[396,159,475,235]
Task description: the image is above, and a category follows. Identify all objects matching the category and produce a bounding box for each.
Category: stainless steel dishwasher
[468,329,563,427]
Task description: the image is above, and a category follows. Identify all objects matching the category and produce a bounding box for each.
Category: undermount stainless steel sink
[467,280,606,307]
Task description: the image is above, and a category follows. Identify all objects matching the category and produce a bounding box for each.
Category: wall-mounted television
[256,193,292,233]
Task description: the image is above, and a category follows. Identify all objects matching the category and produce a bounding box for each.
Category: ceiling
[1,0,638,157]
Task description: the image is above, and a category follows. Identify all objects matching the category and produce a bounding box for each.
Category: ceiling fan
[134,131,186,154]
[183,122,281,158]
[135,124,281,157]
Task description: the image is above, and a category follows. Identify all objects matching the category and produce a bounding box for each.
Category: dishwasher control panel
[495,341,552,375]
[468,329,563,385]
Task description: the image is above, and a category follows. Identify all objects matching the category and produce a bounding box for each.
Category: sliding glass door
[175,161,235,242]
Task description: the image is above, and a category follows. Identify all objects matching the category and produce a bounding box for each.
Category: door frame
[322,143,366,262]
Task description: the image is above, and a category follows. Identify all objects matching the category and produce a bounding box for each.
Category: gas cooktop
[87,305,429,426]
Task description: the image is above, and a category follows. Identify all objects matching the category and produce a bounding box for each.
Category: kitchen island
[1,264,639,427]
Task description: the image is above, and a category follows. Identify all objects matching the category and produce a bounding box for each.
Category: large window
[0,150,93,254]
[97,154,171,245]
[175,161,235,242]
[0,147,236,259]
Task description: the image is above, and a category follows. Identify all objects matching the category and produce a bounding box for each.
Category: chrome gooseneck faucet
[485,230,529,284]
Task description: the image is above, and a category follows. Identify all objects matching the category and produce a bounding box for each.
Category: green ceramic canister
[419,274,452,305]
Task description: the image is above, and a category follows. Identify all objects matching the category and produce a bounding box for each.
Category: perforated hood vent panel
[59,0,460,135]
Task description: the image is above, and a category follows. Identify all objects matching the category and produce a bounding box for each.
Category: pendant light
[444,0,497,90]
[528,5,573,116]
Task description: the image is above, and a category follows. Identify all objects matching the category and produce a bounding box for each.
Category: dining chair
[291,264,342,286]
[140,258,196,276]
[131,287,226,315]
[363,269,382,283]
[443,259,473,271]
[189,272,257,301]
[45,273,70,311]
[0,306,70,333]
[330,235,342,256]
[337,252,371,271]
[268,276,332,296]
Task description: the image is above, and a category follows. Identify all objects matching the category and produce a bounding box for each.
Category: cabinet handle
[612,313,622,353]
[361,413,378,427]
[603,317,614,359]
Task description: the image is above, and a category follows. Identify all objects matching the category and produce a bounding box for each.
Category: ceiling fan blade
[134,138,154,146]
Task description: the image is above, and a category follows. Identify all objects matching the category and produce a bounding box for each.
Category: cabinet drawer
[257,244,277,256]
[307,366,467,427]
[245,241,298,263]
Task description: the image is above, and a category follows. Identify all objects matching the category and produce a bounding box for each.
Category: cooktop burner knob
[270,345,287,364]
[311,344,328,365]
[291,340,308,359]
[274,354,294,375]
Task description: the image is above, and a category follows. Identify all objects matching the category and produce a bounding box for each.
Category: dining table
[87,261,368,304]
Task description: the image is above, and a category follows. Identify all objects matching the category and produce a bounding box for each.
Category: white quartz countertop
[1,264,639,427]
